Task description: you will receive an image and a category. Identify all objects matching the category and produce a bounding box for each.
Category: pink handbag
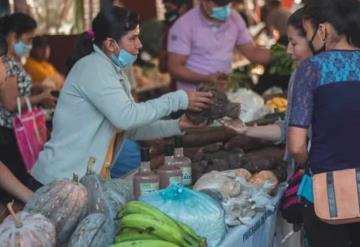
[12,96,47,172]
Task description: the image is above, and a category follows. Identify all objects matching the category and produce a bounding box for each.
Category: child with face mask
[24,36,64,91]
[0,13,56,190]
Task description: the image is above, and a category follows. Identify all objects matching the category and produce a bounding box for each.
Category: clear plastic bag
[221,177,275,226]
[227,88,271,122]
[139,184,226,247]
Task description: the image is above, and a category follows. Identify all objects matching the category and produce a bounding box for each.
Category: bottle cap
[164,143,174,156]
[140,147,150,162]
[174,135,183,148]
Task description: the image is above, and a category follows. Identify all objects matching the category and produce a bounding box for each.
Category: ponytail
[65,32,94,70]
[66,6,139,70]
[344,4,360,48]
[303,0,360,48]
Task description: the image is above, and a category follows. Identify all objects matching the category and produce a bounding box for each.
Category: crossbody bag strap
[100,129,122,179]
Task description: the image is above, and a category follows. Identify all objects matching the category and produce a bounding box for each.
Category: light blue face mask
[211,3,232,21]
[111,41,137,68]
[14,40,32,57]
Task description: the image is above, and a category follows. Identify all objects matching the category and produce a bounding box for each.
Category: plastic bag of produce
[227,88,271,122]
[221,177,275,226]
[139,184,226,247]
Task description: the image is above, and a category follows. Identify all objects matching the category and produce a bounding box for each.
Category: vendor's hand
[39,88,57,108]
[179,114,207,130]
[185,90,213,112]
[219,118,248,134]
[214,73,228,93]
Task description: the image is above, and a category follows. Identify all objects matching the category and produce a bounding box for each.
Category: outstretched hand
[219,118,248,134]
[179,114,207,131]
[185,90,213,112]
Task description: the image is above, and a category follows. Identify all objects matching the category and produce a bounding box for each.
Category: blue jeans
[111,138,141,178]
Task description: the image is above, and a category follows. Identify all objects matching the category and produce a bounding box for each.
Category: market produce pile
[269,43,294,76]
[0,84,289,247]
[113,200,206,247]
[186,84,241,124]
[0,169,133,247]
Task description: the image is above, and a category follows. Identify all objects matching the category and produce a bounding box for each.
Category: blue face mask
[211,3,232,21]
[14,41,32,57]
[111,41,137,68]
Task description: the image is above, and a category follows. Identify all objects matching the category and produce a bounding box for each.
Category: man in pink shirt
[167,0,271,91]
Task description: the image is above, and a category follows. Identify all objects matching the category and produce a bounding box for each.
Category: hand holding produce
[220,118,247,134]
[214,73,229,93]
[185,90,213,112]
[186,84,241,124]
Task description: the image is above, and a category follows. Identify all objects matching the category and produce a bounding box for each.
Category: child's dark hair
[303,0,360,48]
[66,6,139,70]
[0,35,7,56]
[32,35,49,48]
[287,8,305,37]
[0,13,37,38]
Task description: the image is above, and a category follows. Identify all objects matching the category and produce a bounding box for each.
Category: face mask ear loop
[307,26,319,55]
[321,28,327,43]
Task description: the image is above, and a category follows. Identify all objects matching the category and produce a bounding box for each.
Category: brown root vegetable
[224,134,275,152]
[191,150,244,182]
[186,84,240,124]
[271,160,288,182]
[202,142,223,153]
[240,147,285,173]
[184,147,204,162]
[183,126,234,148]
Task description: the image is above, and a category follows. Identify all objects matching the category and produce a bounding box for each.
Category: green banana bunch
[116,201,206,247]
[116,228,159,242]
[110,239,180,247]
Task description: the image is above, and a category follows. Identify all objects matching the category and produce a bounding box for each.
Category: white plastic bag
[140,184,226,247]
[227,88,271,122]
[193,171,241,199]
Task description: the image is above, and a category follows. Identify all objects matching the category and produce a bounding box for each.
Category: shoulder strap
[100,129,122,179]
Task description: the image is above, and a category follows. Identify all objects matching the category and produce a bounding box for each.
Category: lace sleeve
[289,59,319,128]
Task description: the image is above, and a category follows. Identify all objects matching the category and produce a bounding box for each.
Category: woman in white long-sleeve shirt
[31,6,212,185]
